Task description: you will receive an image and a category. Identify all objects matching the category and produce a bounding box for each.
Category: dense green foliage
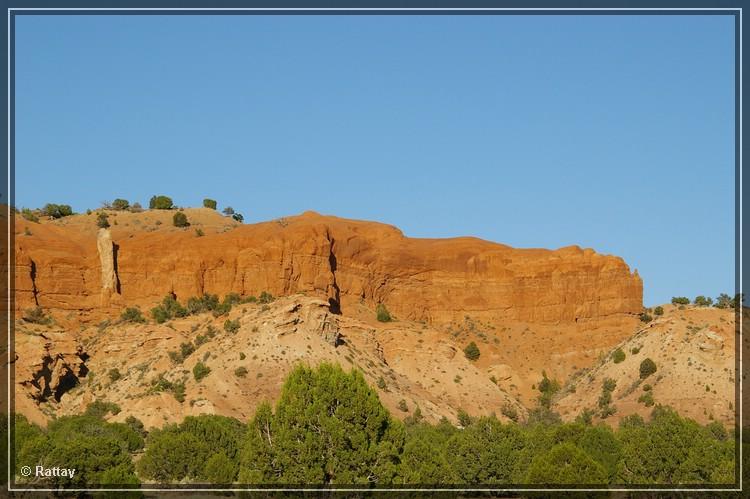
[463,341,481,361]
[193,362,211,382]
[239,363,403,484]
[21,207,39,222]
[152,292,255,324]
[640,358,658,379]
[96,212,110,228]
[224,318,240,333]
[203,198,217,209]
[611,348,626,363]
[376,303,392,322]
[173,211,189,227]
[9,364,737,488]
[151,294,188,323]
[137,415,245,483]
[21,306,52,325]
[41,203,73,219]
[149,195,174,210]
[694,295,713,307]
[13,412,142,487]
[537,371,561,409]
[121,306,146,323]
[111,198,130,210]
[653,306,664,316]
[671,296,690,305]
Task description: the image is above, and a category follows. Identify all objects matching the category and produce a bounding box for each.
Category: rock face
[14,211,642,325]
[96,228,119,306]
[15,329,88,405]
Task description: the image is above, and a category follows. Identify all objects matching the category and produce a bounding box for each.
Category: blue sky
[15,14,735,306]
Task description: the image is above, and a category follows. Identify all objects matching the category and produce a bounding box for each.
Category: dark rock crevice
[30,259,39,306]
[325,229,342,314]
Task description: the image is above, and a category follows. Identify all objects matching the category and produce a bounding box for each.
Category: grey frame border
[5,5,743,494]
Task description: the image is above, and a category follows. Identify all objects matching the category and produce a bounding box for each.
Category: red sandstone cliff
[14,209,643,325]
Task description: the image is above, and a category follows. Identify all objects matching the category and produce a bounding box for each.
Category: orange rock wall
[14,212,643,325]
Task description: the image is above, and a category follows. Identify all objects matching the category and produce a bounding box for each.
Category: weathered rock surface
[14,210,643,326]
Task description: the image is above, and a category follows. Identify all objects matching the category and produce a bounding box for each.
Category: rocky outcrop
[14,211,643,325]
[15,330,88,404]
[96,228,119,306]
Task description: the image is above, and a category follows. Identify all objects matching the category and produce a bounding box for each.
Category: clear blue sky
[15,14,735,306]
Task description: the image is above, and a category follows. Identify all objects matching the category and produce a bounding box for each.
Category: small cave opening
[54,369,79,402]
[328,297,341,315]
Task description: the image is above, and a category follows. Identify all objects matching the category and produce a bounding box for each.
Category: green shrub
[599,405,616,419]
[234,367,248,378]
[41,203,73,219]
[186,293,220,314]
[124,415,146,437]
[130,202,143,213]
[121,307,145,323]
[111,198,130,210]
[193,362,211,382]
[18,414,142,487]
[95,212,110,229]
[173,382,186,403]
[22,306,52,325]
[526,442,608,484]
[398,399,409,412]
[376,303,392,322]
[376,376,387,390]
[108,368,122,383]
[151,294,188,323]
[602,378,617,393]
[152,306,170,324]
[203,198,218,210]
[222,206,235,216]
[224,319,240,334]
[694,295,713,307]
[180,342,195,359]
[671,296,690,305]
[456,409,473,427]
[202,452,235,484]
[639,358,657,379]
[21,208,39,222]
[653,306,664,316]
[537,370,561,408]
[149,195,173,210]
[575,408,595,425]
[173,212,189,228]
[638,392,654,407]
[239,352,246,360]
[714,293,733,309]
[258,291,274,304]
[639,312,653,323]
[463,341,480,361]
[195,228,204,237]
[232,213,244,223]
[85,400,121,418]
[612,348,626,364]
[631,346,641,355]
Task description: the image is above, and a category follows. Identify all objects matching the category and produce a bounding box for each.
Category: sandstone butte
[14,209,643,327]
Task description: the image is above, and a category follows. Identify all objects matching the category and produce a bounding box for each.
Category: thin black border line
[5,6,743,493]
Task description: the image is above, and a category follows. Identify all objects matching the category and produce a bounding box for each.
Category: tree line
[4,363,738,488]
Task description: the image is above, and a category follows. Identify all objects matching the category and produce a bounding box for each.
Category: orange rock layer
[14,211,643,325]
